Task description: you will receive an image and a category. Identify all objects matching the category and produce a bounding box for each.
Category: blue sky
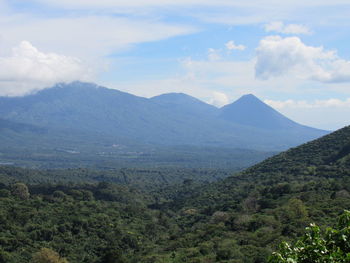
[0,0,350,130]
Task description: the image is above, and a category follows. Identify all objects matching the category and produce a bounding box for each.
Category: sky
[0,0,350,130]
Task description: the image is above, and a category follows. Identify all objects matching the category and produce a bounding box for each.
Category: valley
[1,2,349,262]
[0,83,349,262]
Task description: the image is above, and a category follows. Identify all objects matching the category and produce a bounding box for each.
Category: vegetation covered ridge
[1,126,350,262]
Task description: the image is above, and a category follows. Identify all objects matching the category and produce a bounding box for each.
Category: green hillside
[0,126,349,262]
[155,125,350,262]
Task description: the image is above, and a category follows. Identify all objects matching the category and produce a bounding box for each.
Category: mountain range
[0,81,328,154]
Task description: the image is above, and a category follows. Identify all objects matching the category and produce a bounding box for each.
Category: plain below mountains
[0,81,328,153]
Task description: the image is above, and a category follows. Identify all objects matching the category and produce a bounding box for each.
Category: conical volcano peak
[220,94,272,113]
[240,93,257,99]
[219,94,300,130]
[233,94,265,105]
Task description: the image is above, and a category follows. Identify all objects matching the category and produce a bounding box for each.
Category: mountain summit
[220,94,300,130]
[150,93,217,117]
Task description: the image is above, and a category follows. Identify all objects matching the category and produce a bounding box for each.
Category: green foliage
[0,166,233,191]
[0,125,350,262]
[285,198,308,220]
[32,248,68,263]
[269,211,350,263]
[0,182,163,263]
[0,248,11,263]
[11,182,30,200]
[99,249,129,263]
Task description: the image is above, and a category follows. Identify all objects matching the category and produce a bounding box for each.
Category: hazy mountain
[220,94,299,129]
[150,93,217,117]
[0,82,245,147]
[0,118,46,134]
[0,82,329,152]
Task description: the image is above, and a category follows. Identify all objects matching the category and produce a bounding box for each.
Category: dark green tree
[11,182,30,200]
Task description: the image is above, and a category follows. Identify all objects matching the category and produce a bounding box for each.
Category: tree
[0,249,11,263]
[100,249,129,263]
[269,210,350,263]
[286,198,308,220]
[11,183,30,200]
[32,248,68,263]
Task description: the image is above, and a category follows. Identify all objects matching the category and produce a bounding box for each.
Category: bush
[32,248,68,263]
[269,210,350,263]
[11,183,30,200]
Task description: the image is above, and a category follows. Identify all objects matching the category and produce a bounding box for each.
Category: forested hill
[240,124,350,176]
[156,125,350,262]
[173,125,350,210]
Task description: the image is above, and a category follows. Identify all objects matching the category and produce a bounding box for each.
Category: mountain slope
[219,94,297,129]
[155,126,350,262]
[178,125,350,209]
[238,124,350,177]
[219,94,321,132]
[150,92,217,117]
[0,119,46,134]
[218,93,328,147]
[0,127,349,263]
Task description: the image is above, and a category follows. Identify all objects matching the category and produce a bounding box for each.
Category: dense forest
[1,126,350,262]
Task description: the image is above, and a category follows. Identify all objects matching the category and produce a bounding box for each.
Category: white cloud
[30,0,350,9]
[208,91,229,107]
[180,55,303,95]
[208,48,221,61]
[192,1,350,27]
[0,15,197,59]
[32,0,214,8]
[0,41,92,96]
[264,98,350,130]
[207,41,245,61]
[22,0,350,33]
[255,35,350,83]
[265,98,350,109]
[225,41,246,51]
[264,21,311,35]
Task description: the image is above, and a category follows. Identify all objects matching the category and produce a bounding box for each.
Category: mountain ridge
[150,92,218,117]
[0,81,329,151]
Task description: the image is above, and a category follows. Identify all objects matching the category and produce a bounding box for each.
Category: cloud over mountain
[0,41,92,96]
[265,98,350,109]
[209,91,229,107]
